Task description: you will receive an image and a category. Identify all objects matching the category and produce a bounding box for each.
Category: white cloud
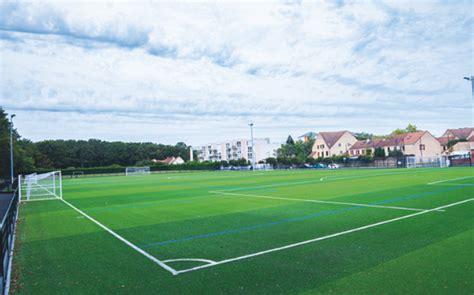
[0,1,472,144]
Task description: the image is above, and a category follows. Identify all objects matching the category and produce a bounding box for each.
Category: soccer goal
[406,156,449,168]
[19,171,63,201]
[125,166,151,176]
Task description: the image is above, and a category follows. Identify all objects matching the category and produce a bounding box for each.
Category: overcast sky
[1,1,472,145]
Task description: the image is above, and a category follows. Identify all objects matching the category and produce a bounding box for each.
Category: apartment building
[195,138,280,163]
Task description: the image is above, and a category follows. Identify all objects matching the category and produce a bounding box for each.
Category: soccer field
[13,167,474,294]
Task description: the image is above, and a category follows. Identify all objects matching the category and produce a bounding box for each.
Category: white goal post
[125,166,151,176]
[19,171,63,201]
[406,156,449,168]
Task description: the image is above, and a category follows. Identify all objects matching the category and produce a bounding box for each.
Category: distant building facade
[297,132,318,143]
[152,156,185,165]
[349,139,383,156]
[310,131,357,158]
[438,127,474,153]
[349,131,442,159]
[195,138,280,163]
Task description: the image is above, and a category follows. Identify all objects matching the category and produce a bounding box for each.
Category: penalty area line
[174,198,473,275]
[427,176,474,185]
[60,198,178,275]
[210,191,434,212]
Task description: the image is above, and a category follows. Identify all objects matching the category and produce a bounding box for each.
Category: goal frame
[20,171,63,202]
[125,166,151,176]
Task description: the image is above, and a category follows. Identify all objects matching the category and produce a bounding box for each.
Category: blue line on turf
[140,184,469,249]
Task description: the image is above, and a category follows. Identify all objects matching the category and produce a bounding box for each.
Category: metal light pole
[249,123,255,170]
[464,76,473,97]
[9,114,16,184]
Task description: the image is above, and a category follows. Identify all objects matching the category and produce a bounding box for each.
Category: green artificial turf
[12,167,474,294]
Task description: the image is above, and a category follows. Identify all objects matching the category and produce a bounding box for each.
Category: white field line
[209,191,433,212]
[427,176,474,185]
[428,183,474,186]
[174,198,473,275]
[23,197,61,202]
[318,169,435,182]
[163,258,217,264]
[214,169,437,193]
[60,199,178,275]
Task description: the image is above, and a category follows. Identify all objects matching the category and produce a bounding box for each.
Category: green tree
[354,132,373,140]
[264,157,277,166]
[391,124,419,135]
[388,150,403,157]
[286,135,295,145]
[374,147,386,157]
[0,108,36,186]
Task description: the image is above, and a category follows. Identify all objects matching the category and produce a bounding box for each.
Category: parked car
[313,163,327,169]
[328,163,340,169]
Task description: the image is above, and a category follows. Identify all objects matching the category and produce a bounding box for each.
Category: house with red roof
[310,131,357,158]
[441,127,474,140]
[152,156,185,165]
[451,134,474,153]
[348,131,442,159]
[349,139,383,157]
[438,127,474,153]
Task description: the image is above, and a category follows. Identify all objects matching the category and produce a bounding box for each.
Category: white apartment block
[195,138,280,163]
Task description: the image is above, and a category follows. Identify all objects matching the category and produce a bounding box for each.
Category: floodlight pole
[9,114,16,184]
[249,123,255,170]
[464,76,473,98]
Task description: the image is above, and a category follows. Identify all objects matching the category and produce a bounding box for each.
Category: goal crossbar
[20,171,63,201]
[125,166,151,176]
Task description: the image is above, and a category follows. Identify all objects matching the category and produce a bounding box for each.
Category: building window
[420,144,425,151]
[325,151,329,156]
[338,143,341,147]
[321,144,325,149]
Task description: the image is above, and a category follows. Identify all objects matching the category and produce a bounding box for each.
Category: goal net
[20,171,63,201]
[125,166,151,176]
[406,156,449,168]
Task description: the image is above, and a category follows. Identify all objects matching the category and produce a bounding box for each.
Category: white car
[328,163,340,169]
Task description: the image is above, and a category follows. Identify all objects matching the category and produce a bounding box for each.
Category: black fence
[0,182,19,295]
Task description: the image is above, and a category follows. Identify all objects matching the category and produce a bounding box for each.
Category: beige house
[349,139,383,157]
[379,131,442,158]
[349,131,442,159]
[441,127,474,140]
[451,135,474,152]
[438,127,474,153]
[311,131,357,158]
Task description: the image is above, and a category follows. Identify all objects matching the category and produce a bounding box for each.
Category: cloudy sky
[0,1,472,145]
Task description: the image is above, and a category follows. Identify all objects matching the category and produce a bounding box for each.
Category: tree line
[0,108,194,183]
